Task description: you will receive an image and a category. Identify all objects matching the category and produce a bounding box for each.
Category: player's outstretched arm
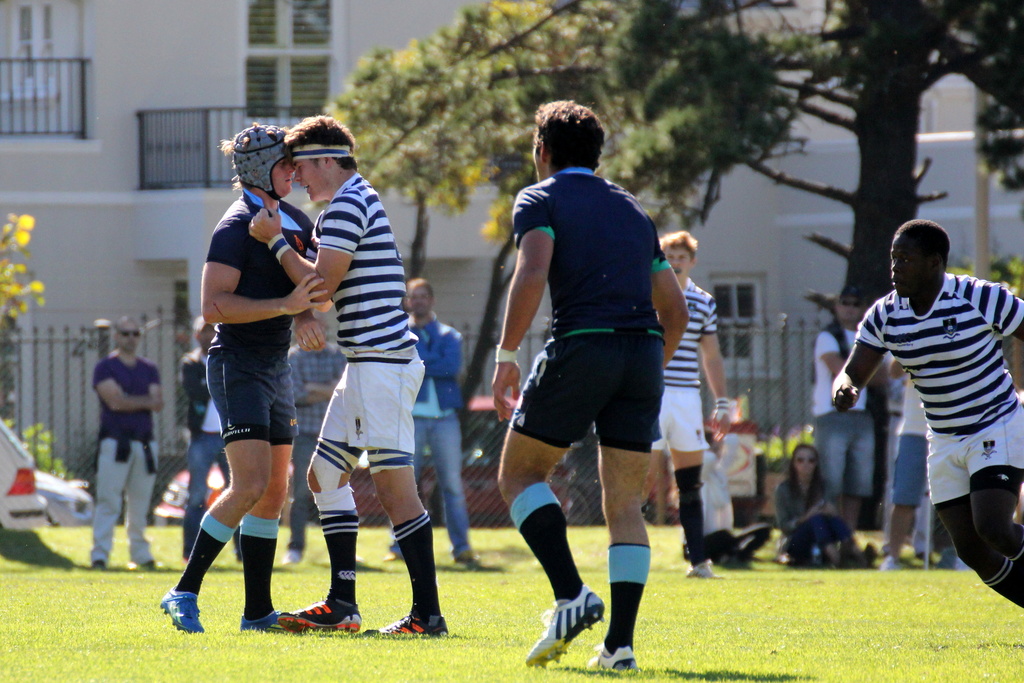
[832,343,884,411]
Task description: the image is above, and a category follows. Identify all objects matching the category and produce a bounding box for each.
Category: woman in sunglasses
[774,443,861,567]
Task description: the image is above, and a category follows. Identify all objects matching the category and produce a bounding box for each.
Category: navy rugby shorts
[511,333,663,453]
[208,348,297,445]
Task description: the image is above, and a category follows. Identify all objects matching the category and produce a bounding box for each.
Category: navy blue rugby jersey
[206,191,315,353]
[512,169,668,338]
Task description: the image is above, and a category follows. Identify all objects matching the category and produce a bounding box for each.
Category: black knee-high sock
[240,534,277,620]
[605,582,645,652]
[322,514,358,604]
[675,465,706,564]
[519,503,583,601]
[176,529,227,595]
[984,558,1024,608]
[395,513,441,618]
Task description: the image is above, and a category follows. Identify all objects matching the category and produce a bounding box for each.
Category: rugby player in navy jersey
[492,101,688,670]
[835,219,1024,609]
[249,115,445,637]
[161,123,325,634]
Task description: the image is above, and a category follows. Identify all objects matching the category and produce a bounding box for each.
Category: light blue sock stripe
[239,514,279,539]
[510,483,559,530]
[609,544,651,585]
[200,512,236,543]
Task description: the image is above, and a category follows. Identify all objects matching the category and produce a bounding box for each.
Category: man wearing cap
[248,115,447,636]
[161,123,327,634]
[812,284,882,540]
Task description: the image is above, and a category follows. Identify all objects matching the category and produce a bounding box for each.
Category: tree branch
[490,64,603,83]
[917,190,949,205]
[804,233,851,259]
[805,290,837,314]
[913,157,932,187]
[777,78,858,109]
[796,100,856,132]
[483,0,587,58]
[746,158,857,206]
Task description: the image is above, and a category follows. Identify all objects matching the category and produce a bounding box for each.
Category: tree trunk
[846,1,930,301]
[408,193,429,278]
[848,93,921,301]
[460,229,516,401]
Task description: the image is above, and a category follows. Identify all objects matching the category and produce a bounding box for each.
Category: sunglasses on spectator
[117,330,141,337]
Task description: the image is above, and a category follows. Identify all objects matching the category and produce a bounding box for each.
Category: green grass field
[2,525,1023,682]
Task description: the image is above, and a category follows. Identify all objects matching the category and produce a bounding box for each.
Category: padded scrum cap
[231,124,286,196]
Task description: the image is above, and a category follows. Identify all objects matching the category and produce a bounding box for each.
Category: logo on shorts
[998,474,1010,482]
[982,440,997,459]
[942,317,959,339]
[355,418,363,439]
[223,424,253,440]
[290,418,298,426]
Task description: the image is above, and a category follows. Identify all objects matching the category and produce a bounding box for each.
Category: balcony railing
[137,106,321,190]
[0,58,89,137]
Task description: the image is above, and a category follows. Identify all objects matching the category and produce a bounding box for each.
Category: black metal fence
[6,317,1022,529]
[0,58,88,137]
[137,106,321,190]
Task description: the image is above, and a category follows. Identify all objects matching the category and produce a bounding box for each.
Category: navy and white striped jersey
[663,279,718,390]
[317,173,416,357]
[856,273,1024,436]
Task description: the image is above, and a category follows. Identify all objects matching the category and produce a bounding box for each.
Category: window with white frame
[711,279,761,359]
[15,2,54,60]
[7,2,54,102]
[246,0,331,116]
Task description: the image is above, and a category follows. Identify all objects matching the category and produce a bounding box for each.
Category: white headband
[291,144,352,160]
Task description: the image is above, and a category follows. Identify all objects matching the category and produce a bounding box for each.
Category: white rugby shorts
[651,386,708,453]
[928,404,1024,504]
[319,355,424,459]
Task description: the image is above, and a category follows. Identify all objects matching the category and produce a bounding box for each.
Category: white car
[35,470,93,526]
[0,420,48,529]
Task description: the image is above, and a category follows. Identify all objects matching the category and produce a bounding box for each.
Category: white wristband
[716,398,731,409]
[495,346,519,364]
[268,234,290,263]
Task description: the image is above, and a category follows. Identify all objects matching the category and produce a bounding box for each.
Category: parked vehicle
[0,420,47,530]
[34,471,94,527]
[154,466,227,525]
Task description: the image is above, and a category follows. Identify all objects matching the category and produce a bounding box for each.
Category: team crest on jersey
[982,440,997,459]
[942,317,959,339]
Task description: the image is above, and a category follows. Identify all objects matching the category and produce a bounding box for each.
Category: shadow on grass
[569,667,809,680]
[0,529,76,569]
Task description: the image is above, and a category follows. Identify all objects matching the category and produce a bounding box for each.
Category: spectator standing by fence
[812,284,885,545]
[90,316,163,571]
[284,327,346,565]
[878,369,928,570]
[180,316,231,563]
[386,278,477,567]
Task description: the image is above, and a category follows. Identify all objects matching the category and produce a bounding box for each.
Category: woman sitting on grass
[774,444,863,567]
